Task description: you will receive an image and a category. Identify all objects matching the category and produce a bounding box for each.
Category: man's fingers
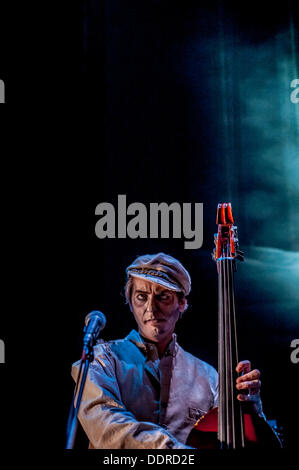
[236,369,260,384]
[237,393,252,401]
[236,379,261,393]
[237,389,261,401]
[236,360,251,374]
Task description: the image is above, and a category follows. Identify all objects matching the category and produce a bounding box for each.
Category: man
[72,252,264,449]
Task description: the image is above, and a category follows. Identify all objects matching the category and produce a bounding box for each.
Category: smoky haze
[181,27,299,251]
[239,31,299,251]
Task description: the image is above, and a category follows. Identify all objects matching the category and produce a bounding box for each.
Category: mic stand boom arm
[65,343,94,449]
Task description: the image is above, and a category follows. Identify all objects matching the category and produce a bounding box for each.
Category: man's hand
[235,360,261,401]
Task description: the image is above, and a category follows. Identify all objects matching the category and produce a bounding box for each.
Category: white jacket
[71,329,218,449]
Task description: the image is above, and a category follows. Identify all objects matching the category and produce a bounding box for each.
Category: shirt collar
[126,329,177,358]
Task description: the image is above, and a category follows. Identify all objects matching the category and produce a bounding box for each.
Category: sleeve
[206,364,218,409]
[248,394,267,419]
[71,345,194,449]
[212,370,219,408]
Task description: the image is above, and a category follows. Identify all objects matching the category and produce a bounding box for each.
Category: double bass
[187,203,281,449]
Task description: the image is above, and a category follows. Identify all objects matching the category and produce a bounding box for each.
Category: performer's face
[130,278,186,346]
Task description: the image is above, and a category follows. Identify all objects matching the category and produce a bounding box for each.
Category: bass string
[222,256,229,445]
[227,255,236,447]
[224,254,234,447]
[218,257,225,446]
[229,257,245,447]
[226,258,236,448]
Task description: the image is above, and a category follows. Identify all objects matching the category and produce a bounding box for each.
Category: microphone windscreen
[85,310,106,329]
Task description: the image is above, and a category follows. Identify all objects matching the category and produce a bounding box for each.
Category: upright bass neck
[213,203,244,449]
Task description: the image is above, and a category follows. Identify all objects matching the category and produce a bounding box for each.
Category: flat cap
[126,252,191,296]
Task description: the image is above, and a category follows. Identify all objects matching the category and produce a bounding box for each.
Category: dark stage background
[0,0,298,457]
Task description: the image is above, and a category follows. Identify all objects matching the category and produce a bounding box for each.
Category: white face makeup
[130,277,186,349]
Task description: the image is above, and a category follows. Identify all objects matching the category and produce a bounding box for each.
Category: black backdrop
[0,0,298,460]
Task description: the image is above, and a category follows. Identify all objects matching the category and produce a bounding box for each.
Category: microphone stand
[65,343,94,449]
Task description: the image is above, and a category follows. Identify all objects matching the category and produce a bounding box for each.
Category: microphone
[66,311,106,448]
[83,310,106,349]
